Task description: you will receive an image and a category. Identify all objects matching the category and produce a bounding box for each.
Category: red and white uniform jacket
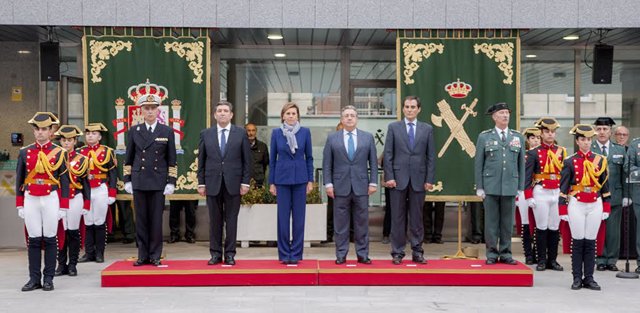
[15,141,70,209]
[558,150,611,215]
[67,149,91,210]
[524,143,567,199]
[77,144,117,198]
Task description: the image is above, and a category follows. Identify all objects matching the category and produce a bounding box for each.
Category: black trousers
[134,190,165,261]
[169,200,198,238]
[207,179,240,259]
[383,187,392,237]
[423,201,445,240]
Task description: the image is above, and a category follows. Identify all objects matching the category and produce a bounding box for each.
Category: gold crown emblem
[127,79,168,103]
[444,79,472,99]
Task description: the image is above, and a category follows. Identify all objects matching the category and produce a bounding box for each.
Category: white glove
[82,209,90,216]
[602,212,610,220]
[527,198,536,209]
[17,207,24,219]
[622,198,632,207]
[57,210,67,220]
[107,197,116,205]
[517,190,525,200]
[560,215,569,222]
[124,182,133,194]
[476,189,486,199]
[163,184,175,195]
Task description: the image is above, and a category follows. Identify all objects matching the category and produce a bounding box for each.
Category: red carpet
[101,260,319,287]
[318,259,533,286]
[101,259,533,287]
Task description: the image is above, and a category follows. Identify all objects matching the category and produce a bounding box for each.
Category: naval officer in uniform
[124,94,177,266]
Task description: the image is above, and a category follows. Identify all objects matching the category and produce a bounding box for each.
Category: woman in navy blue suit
[269,102,314,264]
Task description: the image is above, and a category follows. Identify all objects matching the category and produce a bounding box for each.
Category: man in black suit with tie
[124,93,177,266]
[384,96,436,265]
[198,101,252,266]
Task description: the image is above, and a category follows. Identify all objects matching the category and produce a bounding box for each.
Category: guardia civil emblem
[431,78,478,158]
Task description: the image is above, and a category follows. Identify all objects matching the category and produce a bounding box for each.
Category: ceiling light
[267,34,283,40]
[563,35,579,40]
[18,50,31,54]
[274,53,286,58]
[525,54,537,58]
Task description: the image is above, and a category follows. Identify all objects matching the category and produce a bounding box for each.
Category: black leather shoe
[547,261,564,271]
[289,260,299,265]
[485,258,497,265]
[500,257,518,265]
[280,260,290,265]
[95,255,104,263]
[68,265,77,276]
[525,256,535,265]
[21,281,42,292]
[185,237,196,244]
[392,256,403,265]
[122,238,134,244]
[536,261,547,271]
[412,255,427,264]
[133,259,148,266]
[470,239,481,244]
[431,238,444,244]
[42,281,54,291]
[607,264,619,271]
[596,264,607,271]
[357,257,372,264]
[168,236,179,244]
[335,257,346,265]
[151,259,162,266]
[55,265,68,276]
[583,280,601,291]
[571,278,582,290]
[78,254,95,263]
[208,257,222,265]
[224,256,236,266]
[636,266,640,274]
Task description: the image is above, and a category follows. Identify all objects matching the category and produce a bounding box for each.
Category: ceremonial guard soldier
[124,94,177,266]
[627,136,640,273]
[559,124,610,290]
[516,127,541,264]
[591,117,628,272]
[524,117,567,271]
[474,102,525,265]
[16,112,69,291]
[54,125,91,277]
[77,123,117,263]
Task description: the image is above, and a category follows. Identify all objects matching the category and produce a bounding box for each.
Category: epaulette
[611,142,622,147]
[510,129,521,133]
[567,152,577,159]
[481,129,492,134]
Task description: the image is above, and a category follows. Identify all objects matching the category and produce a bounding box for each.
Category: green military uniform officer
[625,136,640,273]
[592,117,628,271]
[474,102,525,265]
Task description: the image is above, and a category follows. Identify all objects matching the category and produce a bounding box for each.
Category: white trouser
[567,197,603,240]
[62,195,84,230]
[533,185,560,230]
[24,192,59,237]
[517,196,529,224]
[85,184,108,226]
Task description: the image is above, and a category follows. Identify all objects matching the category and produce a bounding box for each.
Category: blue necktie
[347,132,355,161]
[220,129,227,156]
[408,122,415,150]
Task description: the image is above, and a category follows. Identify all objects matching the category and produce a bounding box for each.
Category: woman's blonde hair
[280,102,300,123]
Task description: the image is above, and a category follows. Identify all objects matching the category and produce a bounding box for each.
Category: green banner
[398,35,520,200]
[83,30,210,198]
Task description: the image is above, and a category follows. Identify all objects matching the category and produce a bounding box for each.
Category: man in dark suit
[123,93,177,267]
[383,96,436,265]
[198,101,252,266]
[323,105,378,264]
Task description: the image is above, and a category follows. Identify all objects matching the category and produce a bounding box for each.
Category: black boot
[78,225,95,263]
[570,239,584,290]
[42,237,57,291]
[55,231,69,276]
[583,239,601,290]
[546,230,564,271]
[94,224,107,263]
[67,230,81,276]
[22,237,43,292]
[535,229,548,271]
[522,224,535,265]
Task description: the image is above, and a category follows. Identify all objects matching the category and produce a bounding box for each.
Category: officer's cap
[137,94,162,107]
[85,123,108,133]
[569,124,596,138]
[28,112,59,128]
[593,117,616,127]
[534,117,560,130]
[55,125,83,138]
[486,102,510,115]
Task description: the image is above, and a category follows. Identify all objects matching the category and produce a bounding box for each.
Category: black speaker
[40,42,60,81]
[592,44,613,84]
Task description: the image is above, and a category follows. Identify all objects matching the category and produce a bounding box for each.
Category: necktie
[408,122,415,149]
[347,132,355,161]
[500,130,506,143]
[148,126,152,133]
[602,145,607,156]
[220,129,227,156]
